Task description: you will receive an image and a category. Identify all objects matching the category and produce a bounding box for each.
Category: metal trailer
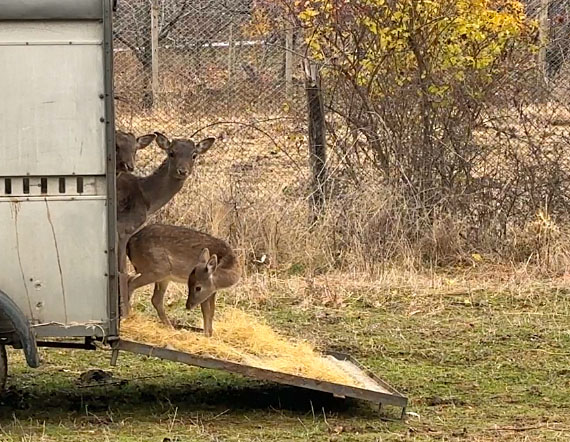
[0,0,408,417]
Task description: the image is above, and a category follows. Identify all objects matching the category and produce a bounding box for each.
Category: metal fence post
[151,0,160,107]
[285,29,294,99]
[304,59,327,221]
[538,0,550,83]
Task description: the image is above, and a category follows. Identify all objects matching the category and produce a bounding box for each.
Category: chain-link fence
[113,0,570,271]
[113,0,308,268]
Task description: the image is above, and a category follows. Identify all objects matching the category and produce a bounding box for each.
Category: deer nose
[126,164,134,172]
[177,168,189,176]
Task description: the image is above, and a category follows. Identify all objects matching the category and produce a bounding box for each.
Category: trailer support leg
[110,346,119,366]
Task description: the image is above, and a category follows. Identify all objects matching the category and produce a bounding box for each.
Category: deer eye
[169,151,175,158]
[192,152,198,160]
[195,286,201,293]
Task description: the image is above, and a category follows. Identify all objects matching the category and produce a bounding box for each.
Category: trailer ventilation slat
[0,176,106,198]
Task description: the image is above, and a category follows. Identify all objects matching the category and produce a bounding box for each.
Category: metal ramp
[117,340,408,416]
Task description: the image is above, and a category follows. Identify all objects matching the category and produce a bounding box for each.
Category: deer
[115,130,156,173]
[114,130,155,301]
[116,132,216,317]
[126,224,240,337]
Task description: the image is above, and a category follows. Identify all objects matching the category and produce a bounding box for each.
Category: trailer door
[0,0,117,338]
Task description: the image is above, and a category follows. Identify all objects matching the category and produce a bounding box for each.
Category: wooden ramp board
[117,340,408,411]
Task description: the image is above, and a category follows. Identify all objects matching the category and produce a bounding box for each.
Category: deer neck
[213,255,240,290]
[139,160,186,215]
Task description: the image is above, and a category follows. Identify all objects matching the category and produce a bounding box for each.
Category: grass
[1,272,570,441]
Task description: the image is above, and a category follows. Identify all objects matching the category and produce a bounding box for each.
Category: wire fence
[113,0,309,267]
[112,0,570,269]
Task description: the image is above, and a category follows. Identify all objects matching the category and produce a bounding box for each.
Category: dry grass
[121,308,362,387]
[115,107,570,278]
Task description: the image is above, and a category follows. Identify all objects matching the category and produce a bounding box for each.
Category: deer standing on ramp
[126,224,240,336]
[116,133,216,317]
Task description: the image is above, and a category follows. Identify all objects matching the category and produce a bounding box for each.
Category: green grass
[1,277,569,441]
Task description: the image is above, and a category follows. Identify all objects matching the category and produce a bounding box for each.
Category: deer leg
[200,292,216,337]
[208,293,216,336]
[128,271,166,308]
[127,274,138,298]
[119,274,130,317]
[151,280,172,327]
[128,271,166,292]
[200,299,211,337]
[117,235,130,317]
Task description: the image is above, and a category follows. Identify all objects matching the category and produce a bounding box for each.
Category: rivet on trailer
[0,0,408,418]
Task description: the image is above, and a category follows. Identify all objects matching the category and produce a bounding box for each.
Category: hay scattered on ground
[121,308,362,387]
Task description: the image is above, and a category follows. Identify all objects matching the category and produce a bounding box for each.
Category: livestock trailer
[0,0,408,417]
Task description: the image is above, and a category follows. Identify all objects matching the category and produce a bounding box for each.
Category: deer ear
[136,134,156,150]
[198,248,210,265]
[196,137,215,154]
[188,267,196,283]
[206,255,218,275]
[154,132,171,150]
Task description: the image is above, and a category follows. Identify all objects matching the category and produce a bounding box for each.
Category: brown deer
[116,133,216,316]
[126,224,240,336]
[114,131,154,307]
[115,130,156,173]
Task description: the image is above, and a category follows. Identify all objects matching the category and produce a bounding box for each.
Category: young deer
[115,130,155,173]
[116,133,216,316]
[126,224,240,336]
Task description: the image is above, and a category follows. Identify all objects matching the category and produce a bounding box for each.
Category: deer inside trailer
[0,0,407,417]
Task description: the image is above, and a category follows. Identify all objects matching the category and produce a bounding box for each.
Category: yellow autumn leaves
[297,0,534,98]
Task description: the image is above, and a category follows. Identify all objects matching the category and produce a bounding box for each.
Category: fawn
[126,224,240,336]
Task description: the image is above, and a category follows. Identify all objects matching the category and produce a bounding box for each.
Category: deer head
[154,132,216,179]
[115,130,155,172]
[186,248,219,309]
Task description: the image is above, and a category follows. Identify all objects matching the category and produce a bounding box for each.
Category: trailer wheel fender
[0,290,39,368]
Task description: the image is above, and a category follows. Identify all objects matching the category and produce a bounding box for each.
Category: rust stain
[45,199,69,323]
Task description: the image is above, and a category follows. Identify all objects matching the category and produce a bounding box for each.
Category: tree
[291,0,534,200]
